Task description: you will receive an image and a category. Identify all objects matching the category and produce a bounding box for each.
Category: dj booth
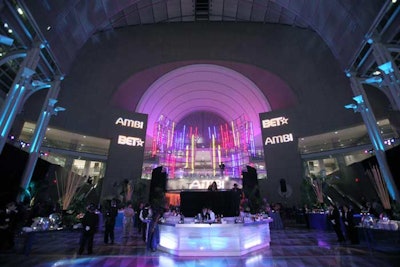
[180,190,238,217]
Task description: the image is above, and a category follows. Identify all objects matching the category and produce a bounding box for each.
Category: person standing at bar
[208,181,218,191]
[232,183,243,216]
[201,207,209,221]
[207,207,216,222]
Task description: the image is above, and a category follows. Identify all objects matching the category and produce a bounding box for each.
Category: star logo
[280,117,289,125]
[136,139,144,146]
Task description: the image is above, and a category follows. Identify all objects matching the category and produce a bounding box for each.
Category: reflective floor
[1,225,399,267]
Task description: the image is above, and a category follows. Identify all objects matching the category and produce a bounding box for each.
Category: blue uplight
[378,61,394,74]
[353,95,364,104]
[0,84,19,129]
[30,110,49,153]
[1,85,25,137]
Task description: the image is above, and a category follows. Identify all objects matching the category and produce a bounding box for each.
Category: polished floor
[1,224,399,267]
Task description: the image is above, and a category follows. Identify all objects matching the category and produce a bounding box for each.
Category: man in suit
[342,204,359,244]
[232,183,243,216]
[139,203,152,242]
[78,203,99,255]
[104,199,118,244]
[328,203,345,242]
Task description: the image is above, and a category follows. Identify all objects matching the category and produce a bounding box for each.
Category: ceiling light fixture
[17,7,24,15]
[372,70,381,75]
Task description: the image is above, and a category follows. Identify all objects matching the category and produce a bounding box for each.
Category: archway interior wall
[21,23,362,205]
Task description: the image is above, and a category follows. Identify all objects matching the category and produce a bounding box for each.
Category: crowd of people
[77,197,392,254]
[0,198,164,255]
[72,199,167,254]
[1,189,392,256]
[0,200,58,251]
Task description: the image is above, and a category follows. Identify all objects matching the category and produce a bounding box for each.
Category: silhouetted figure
[123,203,135,237]
[78,203,99,255]
[208,181,218,191]
[201,207,210,222]
[342,204,359,244]
[0,202,18,250]
[139,203,152,242]
[328,203,345,242]
[147,206,161,252]
[104,199,118,244]
[232,183,243,216]
[219,162,225,177]
[136,202,145,234]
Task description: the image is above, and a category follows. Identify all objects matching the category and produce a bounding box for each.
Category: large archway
[135,64,272,143]
[112,62,297,179]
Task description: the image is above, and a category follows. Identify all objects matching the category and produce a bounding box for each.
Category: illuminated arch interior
[134,64,275,178]
[136,64,272,142]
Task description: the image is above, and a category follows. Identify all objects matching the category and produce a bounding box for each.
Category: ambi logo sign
[115,117,144,129]
[264,133,293,145]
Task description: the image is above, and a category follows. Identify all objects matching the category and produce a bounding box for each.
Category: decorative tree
[366,163,391,210]
[312,176,324,205]
[306,173,324,207]
[55,169,85,211]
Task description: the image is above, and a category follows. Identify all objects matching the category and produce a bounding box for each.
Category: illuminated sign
[117,135,144,146]
[264,133,293,145]
[262,116,289,128]
[188,180,225,190]
[115,117,144,129]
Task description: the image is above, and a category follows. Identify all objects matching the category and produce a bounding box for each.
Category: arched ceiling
[9,0,396,78]
[113,61,295,140]
[135,64,271,138]
[0,0,399,141]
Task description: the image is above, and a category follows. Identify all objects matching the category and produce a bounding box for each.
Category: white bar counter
[158,218,272,256]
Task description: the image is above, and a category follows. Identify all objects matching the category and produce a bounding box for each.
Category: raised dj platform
[158,218,272,256]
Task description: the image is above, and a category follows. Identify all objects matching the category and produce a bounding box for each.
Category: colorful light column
[191,134,195,173]
[212,134,216,176]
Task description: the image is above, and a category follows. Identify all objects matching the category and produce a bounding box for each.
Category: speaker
[280,179,287,193]
[242,168,258,196]
[149,166,167,205]
[242,166,261,213]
